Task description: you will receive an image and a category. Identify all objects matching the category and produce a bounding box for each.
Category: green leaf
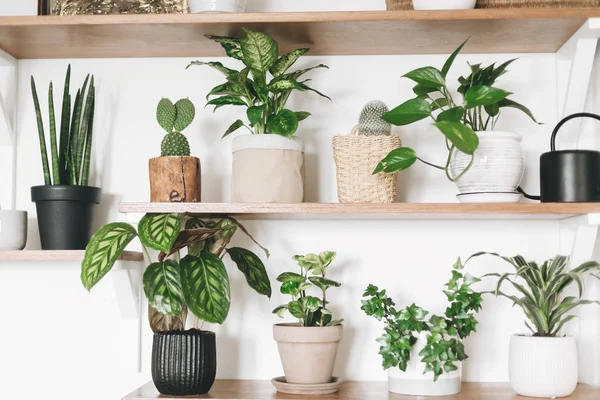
[285,64,329,81]
[431,98,449,111]
[319,251,336,268]
[181,253,231,324]
[270,48,309,77]
[327,319,344,326]
[373,147,417,174]
[81,223,138,291]
[484,103,500,117]
[498,99,539,123]
[240,28,278,74]
[223,119,245,138]
[296,82,331,100]
[206,81,246,100]
[383,98,432,126]
[247,105,266,127]
[308,276,341,291]
[206,96,247,111]
[465,85,512,108]
[413,84,437,97]
[277,272,306,283]
[156,98,176,133]
[301,296,321,312]
[226,247,271,298]
[267,79,304,93]
[434,122,479,155]
[267,109,299,137]
[442,39,468,78]
[187,61,239,79]
[281,281,301,295]
[143,260,184,316]
[205,36,244,60]
[138,213,183,253]
[295,111,311,121]
[273,305,288,318]
[227,217,270,259]
[403,67,445,89]
[288,300,304,319]
[293,253,322,272]
[437,106,464,123]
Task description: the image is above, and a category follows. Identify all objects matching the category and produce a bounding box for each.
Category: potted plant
[81,214,271,396]
[189,0,248,13]
[150,98,201,202]
[272,251,343,389]
[470,252,600,398]
[31,66,100,249]
[361,258,482,396]
[188,28,330,203]
[373,40,539,203]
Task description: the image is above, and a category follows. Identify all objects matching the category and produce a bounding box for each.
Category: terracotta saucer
[271,376,344,395]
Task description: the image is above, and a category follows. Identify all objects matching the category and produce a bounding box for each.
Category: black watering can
[519,113,600,203]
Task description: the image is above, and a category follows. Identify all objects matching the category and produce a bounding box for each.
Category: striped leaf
[181,253,231,324]
[138,213,183,253]
[159,227,225,260]
[81,223,137,291]
[226,247,271,298]
[143,261,184,316]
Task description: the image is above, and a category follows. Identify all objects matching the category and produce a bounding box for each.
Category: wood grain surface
[0,250,143,261]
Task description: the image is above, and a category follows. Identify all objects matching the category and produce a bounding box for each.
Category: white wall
[0,1,598,400]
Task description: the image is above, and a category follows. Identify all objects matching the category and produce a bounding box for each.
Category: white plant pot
[189,0,248,13]
[449,131,524,197]
[0,210,28,250]
[413,0,476,10]
[509,335,578,398]
[231,134,305,203]
[388,333,461,396]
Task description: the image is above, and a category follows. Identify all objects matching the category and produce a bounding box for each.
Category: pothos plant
[81,214,271,332]
[188,28,330,138]
[273,251,343,327]
[373,39,538,182]
[361,258,483,381]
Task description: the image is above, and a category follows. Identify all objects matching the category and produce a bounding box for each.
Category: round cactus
[156,97,196,157]
[161,132,191,157]
[358,100,391,136]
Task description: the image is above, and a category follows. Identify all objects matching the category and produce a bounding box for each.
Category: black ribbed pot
[31,185,101,250]
[151,329,217,396]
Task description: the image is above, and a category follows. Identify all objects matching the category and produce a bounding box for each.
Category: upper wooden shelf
[1,9,599,59]
[0,250,143,262]
[117,202,600,220]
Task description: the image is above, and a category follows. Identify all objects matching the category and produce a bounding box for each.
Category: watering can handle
[551,112,600,151]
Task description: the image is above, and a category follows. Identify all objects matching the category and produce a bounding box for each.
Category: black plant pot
[31,185,101,250]
[151,329,217,396]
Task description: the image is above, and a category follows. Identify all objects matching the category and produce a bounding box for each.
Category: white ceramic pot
[231,134,305,203]
[189,0,247,13]
[509,335,578,398]
[273,323,343,384]
[413,0,476,10]
[388,333,461,396]
[449,131,524,197]
[0,209,28,250]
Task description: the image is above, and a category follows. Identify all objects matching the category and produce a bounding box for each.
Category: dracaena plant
[361,258,483,381]
[273,251,343,327]
[188,28,330,138]
[81,214,271,332]
[373,39,538,182]
[470,252,600,337]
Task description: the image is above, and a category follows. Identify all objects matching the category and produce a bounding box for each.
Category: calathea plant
[82,214,271,331]
[273,251,343,327]
[156,98,195,156]
[373,39,538,182]
[361,258,483,381]
[188,28,330,138]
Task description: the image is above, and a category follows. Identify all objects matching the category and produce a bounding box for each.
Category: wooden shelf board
[0,250,143,262]
[123,381,600,399]
[0,9,598,59]
[117,202,600,220]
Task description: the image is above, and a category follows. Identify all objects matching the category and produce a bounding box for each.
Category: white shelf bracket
[0,48,17,209]
[111,259,144,319]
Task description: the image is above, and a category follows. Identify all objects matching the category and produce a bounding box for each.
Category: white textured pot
[449,131,524,195]
[232,134,305,203]
[388,333,461,396]
[273,323,343,384]
[509,335,578,398]
[413,0,476,10]
[0,209,27,250]
[189,0,247,13]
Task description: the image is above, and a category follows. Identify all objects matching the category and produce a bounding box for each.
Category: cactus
[157,98,195,157]
[358,100,391,136]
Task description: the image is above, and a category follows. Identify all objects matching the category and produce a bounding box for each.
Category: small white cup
[0,210,28,250]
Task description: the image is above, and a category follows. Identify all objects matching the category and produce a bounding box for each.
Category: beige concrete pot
[149,156,201,203]
[273,323,343,384]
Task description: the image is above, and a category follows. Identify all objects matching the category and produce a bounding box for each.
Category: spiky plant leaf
[31,76,51,185]
[226,247,271,298]
[59,65,72,184]
[143,260,184,316]
[138,213,183,253]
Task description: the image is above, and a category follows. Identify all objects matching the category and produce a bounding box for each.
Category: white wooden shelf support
[0,48,17,210]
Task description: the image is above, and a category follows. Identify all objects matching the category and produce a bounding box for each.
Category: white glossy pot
[388,333,461,396]
[0,209,27,250]
[509,335,578,398]
[189,0,247,13]
[413,0,476,10]
[449,131,524,197]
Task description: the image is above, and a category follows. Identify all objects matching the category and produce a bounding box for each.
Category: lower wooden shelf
[0,250,143,262]
[123,381,600,399]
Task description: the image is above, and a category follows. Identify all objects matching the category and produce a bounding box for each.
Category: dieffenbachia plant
[361,258,483,381]
[373,39,538,182]
[81,214,271,331]
[188,28,330,138]
[273,251,343,327]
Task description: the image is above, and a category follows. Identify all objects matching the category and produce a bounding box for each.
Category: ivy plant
[188,28,330,138]
[273,251,343,327]
[361,258,483,381]
[81,214,271,331]
[373,39,538,182]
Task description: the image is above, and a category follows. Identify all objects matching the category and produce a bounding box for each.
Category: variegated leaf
[143,260,184,316]
[138,213,183,253]
[270,48,309,77]
[226,247,271,298]
[240,28,278,74]
[159,227,225,261]
[206,36,244,61]
[187,60,239,79]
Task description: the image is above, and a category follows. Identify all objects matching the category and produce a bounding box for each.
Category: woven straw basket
[476,0,599,7]
[333,132,402,203]
[385,0,413,10]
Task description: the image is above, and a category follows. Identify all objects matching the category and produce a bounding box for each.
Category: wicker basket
[333,132,402,204]
[476,0,600,7]
[385,0,413,10]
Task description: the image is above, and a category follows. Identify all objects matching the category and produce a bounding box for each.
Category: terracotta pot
[273,323,343,384]
[149,156,201,203]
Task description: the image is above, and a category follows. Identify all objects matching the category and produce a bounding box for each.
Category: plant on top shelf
[30,65,101,250]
